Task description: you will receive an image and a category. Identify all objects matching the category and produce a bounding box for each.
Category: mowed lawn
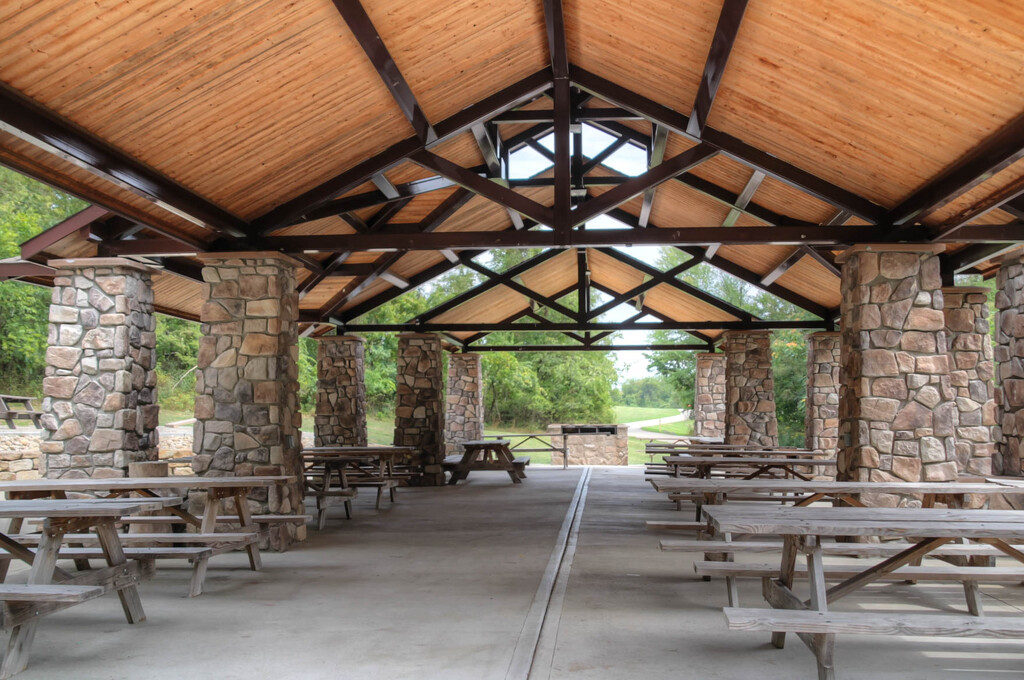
[612,406,680,423]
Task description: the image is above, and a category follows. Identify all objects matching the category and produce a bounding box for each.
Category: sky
[507,124,666,384]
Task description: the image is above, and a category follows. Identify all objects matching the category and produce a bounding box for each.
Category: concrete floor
[11,467,1024,679]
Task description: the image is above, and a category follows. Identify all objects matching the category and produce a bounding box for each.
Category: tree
[645,248,815,446]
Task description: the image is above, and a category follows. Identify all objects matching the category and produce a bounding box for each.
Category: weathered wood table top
[651,479,1019,495]
[663,456,838,466]
[0,497,182,518]
[0,476,293,493]
[704,505,1024,539]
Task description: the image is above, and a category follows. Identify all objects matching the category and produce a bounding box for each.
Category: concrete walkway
[624,410,693,440]
[13,467,1024,679]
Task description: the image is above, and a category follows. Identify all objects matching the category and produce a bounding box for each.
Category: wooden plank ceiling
[0,0,1022,346]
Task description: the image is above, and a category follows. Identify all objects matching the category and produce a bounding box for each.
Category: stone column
[996,255,1024,476]
[943,287,997,476]
[836,246,958,495]
[722,330,778,447]
[314,335,367,447]
[805,332,840,457]
[394,333,445,485]
[693,353,726,440]
[40,258,158,479]
[445,353,483,456]
[192,253,303,549]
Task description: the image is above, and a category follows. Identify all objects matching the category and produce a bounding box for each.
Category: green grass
[612,406,680,423]
[644,420,694,436]
[158,410,195,427]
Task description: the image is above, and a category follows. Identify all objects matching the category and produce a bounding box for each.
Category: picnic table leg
[0,521,65,679]
[771,535,799,649]
[94,519,146,624]
[51,491,91,572]
[804,537,836,680]
[232,491,262,571]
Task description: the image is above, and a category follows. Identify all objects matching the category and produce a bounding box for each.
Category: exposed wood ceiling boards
[774,256,844,310]
[687,0,750,139]
[332,0,436,144]
[0,0,415,221]
[709,1,1024,209]
[19,205,109,259]
[250,68,551,234]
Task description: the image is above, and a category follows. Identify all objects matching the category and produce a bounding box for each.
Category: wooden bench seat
[695,560,1024,608]
[661,539,1014,558]
[11,532,256,546]
[644,520,707,532]
[56,546,213,560]
[0,585,104,603]
[723,607,1024,637]
[116,514,312,526]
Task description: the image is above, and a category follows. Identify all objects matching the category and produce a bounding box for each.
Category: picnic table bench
[303,446,415,526]
[0,496,181,678]
[0,476,296,596]
[443,440,529,484]
[660,456,838,480]
[704,505,1024,680]
[0,397,41,430]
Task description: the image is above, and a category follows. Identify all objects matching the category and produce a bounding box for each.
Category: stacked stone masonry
[445,353,483,456]
[806,332,841,459]
[546,425,628,465]
[693,353,726,439]
[314,336,367,447]
[394,334,445,485]
[996,256,1024,476]
[837,246,959,501]
[41,259,158,479]
[723,331,779,447]
[943,287,997,476]
[191,254,304,549]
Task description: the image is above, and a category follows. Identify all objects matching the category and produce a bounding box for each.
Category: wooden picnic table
[705,505,1024,680]
[650,478,1019,520]
[0,396,41,430]
[442,440,529,485]
[302,446,415,525]
[0,496,181,678]
[661,456,838,480]
[0,476,295,596]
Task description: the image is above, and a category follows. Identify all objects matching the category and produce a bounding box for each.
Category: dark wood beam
[708,168,765,257]
[543,0,569,80]
[890,111,1024,225]
[410,151,554,226]
[250,68,552,234]
[463,343,710,352]
[0,260,56,280]
[687,0,750,138]
[251,220,1024,253]
[597,247,755,321]
[930,175,1024,241]
[19,205,109,259]
[570,67,887,222]
[802,246,841,277]
[298,252,351,298]
[492,108,641,124]
[332,0,436,144]
[99,238,204,257]
[460,258,577,320]
[0,86,250,238]
[410,249,564,323]
[638,125,670,228]
[587,258,702,319]
[582,136,629,173]
[945,243,1022,273]
[572,144,718,226]
[553,77,573,239]
[343,319,828,333]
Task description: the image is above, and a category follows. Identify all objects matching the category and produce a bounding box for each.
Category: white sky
[508,124,665,384]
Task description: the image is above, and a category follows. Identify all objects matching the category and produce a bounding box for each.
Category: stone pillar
[722,330,778,447]
[192,253,303,549]
[40,258,158,479]
[836,245,959,494]
[943,287,997,476]
[314,335,367,447]
[996,255,1024,476]
[805,332,840,457]
[445,353,483,456]
[394,334,445,485]
[693,353,726,440]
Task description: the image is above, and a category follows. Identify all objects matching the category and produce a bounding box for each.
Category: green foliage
[617,376,680,408]
[0,167,88,393]
[645,247,812,446]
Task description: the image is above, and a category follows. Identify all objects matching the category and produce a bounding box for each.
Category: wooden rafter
[332,0,436,144]
[638,125,670,228]
[687,0,750,138]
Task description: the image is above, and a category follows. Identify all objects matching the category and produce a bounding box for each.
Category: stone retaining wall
[546,425,628,465]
